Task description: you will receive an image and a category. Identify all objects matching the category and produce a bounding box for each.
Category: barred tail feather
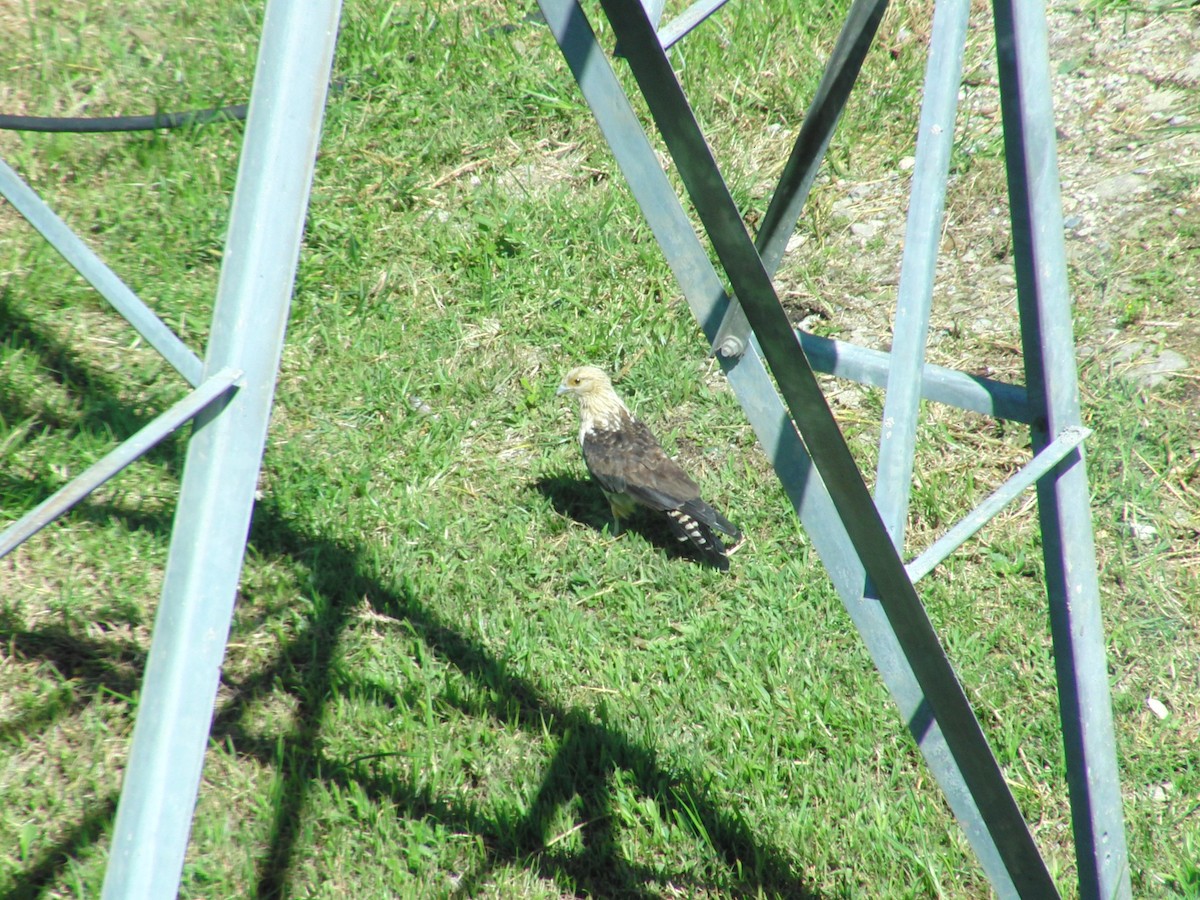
[680,498,741,541]
[666,508,731,570]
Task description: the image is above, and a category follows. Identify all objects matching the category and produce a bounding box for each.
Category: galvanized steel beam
[796,328,1030,422]
[0,158,205,387]
[993,0,1132,895]
[0,368,241,558]
[100,0,343,896]
[873,0,970,549]
[658,0,732,50]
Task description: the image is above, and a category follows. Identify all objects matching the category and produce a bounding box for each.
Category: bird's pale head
[557,365,627,432]
[557,365,613,399]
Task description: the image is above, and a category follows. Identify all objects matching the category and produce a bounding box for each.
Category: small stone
[1181,52,1200,82]
[983,264,1016,289]
[1126,349,1188,388]
[1110,340,1147,365]
[1093,173,1149,200]
[1129,522,1158,542]
[1146,697,1169,719]
[1141,88,1184,115]
[850,220,882,239]
[408,396,436,417]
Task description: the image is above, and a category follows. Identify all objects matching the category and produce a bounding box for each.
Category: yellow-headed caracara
[557,365,741,570]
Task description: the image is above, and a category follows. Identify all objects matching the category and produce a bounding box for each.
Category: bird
[556,365,741,570]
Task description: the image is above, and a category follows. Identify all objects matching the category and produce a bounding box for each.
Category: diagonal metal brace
[0,367,241,558]
[595,0,1059,893]
[0,158,205,387]
[905,425,1091,583]
[658,0,733,50]
[713,0,888,359]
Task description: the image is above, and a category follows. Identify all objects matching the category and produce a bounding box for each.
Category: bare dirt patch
[778,1,1199,394]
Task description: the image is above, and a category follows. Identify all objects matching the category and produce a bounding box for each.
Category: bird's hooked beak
[555,382,570,396]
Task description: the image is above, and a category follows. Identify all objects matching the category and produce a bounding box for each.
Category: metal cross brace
[0,158,205,387]
[1,0,341,896]
[0,156,227,558]
[0,367,242,557]
[536,0,1131,897]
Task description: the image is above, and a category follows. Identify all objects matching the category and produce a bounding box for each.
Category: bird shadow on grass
[532,473,726,570]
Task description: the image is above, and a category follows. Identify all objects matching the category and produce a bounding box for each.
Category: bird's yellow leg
[606,500,625,536]
[606,493,636,537]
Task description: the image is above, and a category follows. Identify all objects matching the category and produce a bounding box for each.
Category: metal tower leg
[100,1,343,897]
[540,0,1131,895]
[993,1,1132,896]
[540,0,1050,894]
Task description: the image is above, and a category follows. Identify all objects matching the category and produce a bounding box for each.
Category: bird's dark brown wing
[582,415,701,511]
[583,416,739,537]
[583,414,740,568]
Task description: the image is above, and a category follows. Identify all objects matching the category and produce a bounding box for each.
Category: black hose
[0,104,248,133]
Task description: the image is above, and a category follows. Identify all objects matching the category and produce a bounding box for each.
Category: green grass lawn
[2,0,1198,897]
